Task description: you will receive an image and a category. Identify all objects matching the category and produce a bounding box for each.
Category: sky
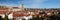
[0,0,60,8]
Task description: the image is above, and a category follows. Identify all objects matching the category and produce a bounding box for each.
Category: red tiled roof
[0,11,10,14]
[13,13,24,17]
[0,11,4,14]
[0,8,8,10]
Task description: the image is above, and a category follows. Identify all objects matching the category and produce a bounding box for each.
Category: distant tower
[19,0,24,11]
[19,4,24,11]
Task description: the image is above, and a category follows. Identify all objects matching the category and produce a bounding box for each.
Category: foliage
[55,14,60,20]
[3,14,9,20]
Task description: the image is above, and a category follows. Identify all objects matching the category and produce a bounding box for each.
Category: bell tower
[19,4,24,11]
[19,0,25,11]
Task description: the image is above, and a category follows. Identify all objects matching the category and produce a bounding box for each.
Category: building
[0,4,60,20]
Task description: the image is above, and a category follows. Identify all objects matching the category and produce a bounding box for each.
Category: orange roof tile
[0,8,8,10]
[13,13,24,17]
[0,11,4,14]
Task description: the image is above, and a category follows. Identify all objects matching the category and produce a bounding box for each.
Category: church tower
[19,4,24,11]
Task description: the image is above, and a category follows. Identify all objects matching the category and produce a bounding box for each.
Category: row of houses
[0,4,60,20]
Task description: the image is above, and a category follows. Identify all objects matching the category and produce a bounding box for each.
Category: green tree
[3,14,9,20]
[55,14,60,20]
[0,6,2,8]
[0,6,6,8]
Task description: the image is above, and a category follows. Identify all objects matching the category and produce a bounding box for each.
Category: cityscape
[0,0,60,20]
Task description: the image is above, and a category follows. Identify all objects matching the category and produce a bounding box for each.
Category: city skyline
[0,0,60,8]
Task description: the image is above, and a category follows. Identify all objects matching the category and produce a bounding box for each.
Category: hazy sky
[0,0,60,8]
